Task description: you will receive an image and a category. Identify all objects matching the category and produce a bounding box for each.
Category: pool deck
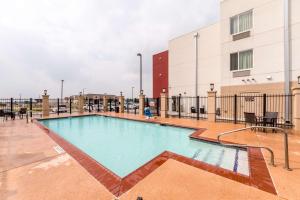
[1,112,300,200]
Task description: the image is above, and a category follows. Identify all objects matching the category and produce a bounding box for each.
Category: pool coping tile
[34,114,276,197]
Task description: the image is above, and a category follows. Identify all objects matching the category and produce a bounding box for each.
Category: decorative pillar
[160,92,168,118]
[42,90,49,117]
[207,91,217,122]
[119,95,125,113]
[78,93,84,114]
[292,87,300,131]
[139,94,145,116]
[103,96,108,112]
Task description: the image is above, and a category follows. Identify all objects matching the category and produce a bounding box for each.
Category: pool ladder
[217,126,291,171]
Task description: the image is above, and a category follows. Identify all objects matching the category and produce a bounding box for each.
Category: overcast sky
[0,0,219,98]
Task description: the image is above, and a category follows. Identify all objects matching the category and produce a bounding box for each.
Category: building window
[230,10,252,35]
[230,50,253,71]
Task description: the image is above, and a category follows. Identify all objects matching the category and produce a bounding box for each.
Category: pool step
[192,147,249,176]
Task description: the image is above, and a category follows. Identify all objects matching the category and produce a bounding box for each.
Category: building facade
[169,0,300,97]
[153,50,168,98]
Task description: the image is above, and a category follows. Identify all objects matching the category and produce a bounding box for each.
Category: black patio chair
[262,112,278,132]
[244,112,262,128]
[19,107,27,119]
[0,109,6,121]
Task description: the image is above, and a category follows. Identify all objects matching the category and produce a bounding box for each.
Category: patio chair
[244,112,262,128]
[19,107,27,119]
[262,112,278,132]
[0,109,5,121]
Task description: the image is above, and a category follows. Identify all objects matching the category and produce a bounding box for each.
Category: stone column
[103,96,108,112]
[42,94,50,117]
[119,95,125,113]
[292,87,300,131]
[139,94,145,116]
[160,92,168,118]
[78,93,84,114]
[207,91,217,122]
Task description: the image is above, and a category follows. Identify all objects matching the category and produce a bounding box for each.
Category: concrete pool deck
[1,112,300,200]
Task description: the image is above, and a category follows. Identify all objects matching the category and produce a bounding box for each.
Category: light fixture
[247,79,251,82]
[79,92,82,96]
[140,90,144,95]
[120,91,123,96]
[298,76,300,85]
[210,83,215,91]
[44,90,47,95]
[162,88,166,93]
[266,76,272,81]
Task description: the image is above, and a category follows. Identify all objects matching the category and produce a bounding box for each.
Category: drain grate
[53,145,65,154]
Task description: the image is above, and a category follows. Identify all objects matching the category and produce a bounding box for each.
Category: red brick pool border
[34,114,276,197]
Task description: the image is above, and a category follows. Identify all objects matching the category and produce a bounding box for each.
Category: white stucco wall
[169,23,221,97]
[169,0,299,97]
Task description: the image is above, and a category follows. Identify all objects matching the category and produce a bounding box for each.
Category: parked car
[83,104,94,111]
[52,105,68,113]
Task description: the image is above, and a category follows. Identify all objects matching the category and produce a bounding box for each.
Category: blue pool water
[40,116,249,177]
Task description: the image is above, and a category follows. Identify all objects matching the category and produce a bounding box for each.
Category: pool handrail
[217,126,291,171]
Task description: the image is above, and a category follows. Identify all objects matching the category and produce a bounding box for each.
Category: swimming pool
[39,115,249,177]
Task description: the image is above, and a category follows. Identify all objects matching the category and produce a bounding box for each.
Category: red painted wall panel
[153,50,168,98]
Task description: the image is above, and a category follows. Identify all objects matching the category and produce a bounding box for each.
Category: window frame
[230,49,253,72]
[230,10,253,35]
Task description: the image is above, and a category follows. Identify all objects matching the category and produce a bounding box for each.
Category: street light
[82,88,86,95]
[120,91,123,97]
[44,90,47,95]
[194,32,199,97]
[61,80,64,100]
[137,53,143,94]
[131,87,134,100]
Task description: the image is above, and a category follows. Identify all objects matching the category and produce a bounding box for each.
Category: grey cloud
[0,0,218,98]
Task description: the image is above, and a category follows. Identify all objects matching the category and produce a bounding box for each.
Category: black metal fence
[167,96,208,119]
[216,94,294,126]
[145,98,160,116]
[125,98,139,114]
[0,98,42,119]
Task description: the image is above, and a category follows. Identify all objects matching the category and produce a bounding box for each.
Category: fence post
[57,98,60,115]
[103,96,108,112]
[234,94,237,124]
[156,97,160,116]
[207,91,217,122]
[78,93,84,114]
[178,94,181,118]
[139,94,145,116]
[134,98,137,114]
[29,98,33,118]
[42,94,50,117]
[160,93,168,118]
[119,95,125,113]
[10,98,13,113]
[292,87,300,131]
[127,99,129,113]
[263,93,267,117]
[196,96,200,120]
[69,98,72,114]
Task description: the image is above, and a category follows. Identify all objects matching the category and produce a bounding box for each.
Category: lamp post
[131,86,134,101]
[194,32,199,97]
[61,80,64,100]
[137,53,143,94]
[82,88,86,96]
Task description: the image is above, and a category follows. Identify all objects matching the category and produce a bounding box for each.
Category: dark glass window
[230,53,238,71]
